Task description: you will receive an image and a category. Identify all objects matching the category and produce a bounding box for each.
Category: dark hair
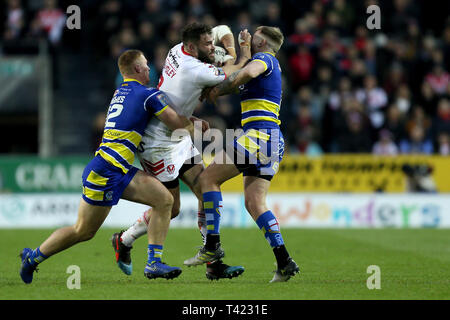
[182,22,212,44]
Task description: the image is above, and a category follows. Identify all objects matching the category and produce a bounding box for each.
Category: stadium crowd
[1,0,450,155]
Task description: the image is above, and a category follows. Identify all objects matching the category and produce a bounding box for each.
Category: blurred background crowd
[1,0,449,156]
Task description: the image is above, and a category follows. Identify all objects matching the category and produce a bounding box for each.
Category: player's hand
[238,29,251,47]
[190,116,209,132]
[200,87,219,105]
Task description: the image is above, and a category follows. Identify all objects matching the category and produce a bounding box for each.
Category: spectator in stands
[312,65,334,95]
[328,76,353,111]
[399,125,433,154]
[291,126,323,156]
[137,21,157,58]
[405,106,432,141]
[383,63,407,97]
[337,97,373,153]
[289,45,315,90]
[355,74,388,129]
[3,0,24,40]
[311,0,325,29]
[117,27,138,49]
[437,132,450,155]
[443,24,450,73]
[353,25,368,52]
[383,104,407,145]
[288,18,317,49]
[363,40,377,75]
[419,80,440,116]
[34,0,66,45]
[188,0,209,16]
[153,42,169,76]
[292,86,323,123]
[433,98,450,138]
[139,0,165,36]
[261,2,286,34]
[372,129,398,155]
[333,0,355,32]
[389,0,419,38]
[425,64,450,96]
[392,84,412,115]
[232,11,251,35]
[348,58,367,88]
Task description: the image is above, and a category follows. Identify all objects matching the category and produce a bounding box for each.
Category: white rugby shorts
[137,135,200,182]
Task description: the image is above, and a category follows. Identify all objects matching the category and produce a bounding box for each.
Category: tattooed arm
[202,59,267,103]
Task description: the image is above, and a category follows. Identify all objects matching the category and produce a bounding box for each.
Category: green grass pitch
[1,228,449,300]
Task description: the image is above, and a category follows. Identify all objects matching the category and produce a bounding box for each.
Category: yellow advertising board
[213,155,450,193]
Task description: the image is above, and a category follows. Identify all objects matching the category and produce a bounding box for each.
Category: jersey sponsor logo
[168,49,180,68]
[105,191,114,201]
[167,164,175,175]
[214,68,225,76]
[156,93,169,106]
[164,63,177,78]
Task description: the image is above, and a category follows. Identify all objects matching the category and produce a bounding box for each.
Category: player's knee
[171,202,180,219]
[244,197,266,217]
[198,171,209,190]
[154,190,174,210]
[191,178,202,199]
[74,225,98,242]
[199,170,219,191]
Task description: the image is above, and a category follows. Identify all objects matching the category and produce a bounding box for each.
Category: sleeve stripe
[154,105,168,116]
[253,59,268,71]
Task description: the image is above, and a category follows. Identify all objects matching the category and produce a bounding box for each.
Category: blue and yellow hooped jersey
[239,51,282,130]
[95,79,169,174]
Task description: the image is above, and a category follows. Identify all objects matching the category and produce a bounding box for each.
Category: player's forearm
[221,34,237,59]
[221,50,250,76]
[238,43,252,64]
[158,108,194,136]
[212,69,251,97]
[176,116,194,136]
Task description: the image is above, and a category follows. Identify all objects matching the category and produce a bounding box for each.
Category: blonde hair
[118,49,144,75]
[256,26,284,53]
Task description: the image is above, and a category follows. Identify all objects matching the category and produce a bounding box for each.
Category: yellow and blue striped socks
[147,244,163,264]
[256,211,285,248]
[29,247,48,266]
[203,191,223,250]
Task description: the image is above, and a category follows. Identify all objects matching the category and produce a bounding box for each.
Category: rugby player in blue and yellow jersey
[19,50,195,284]
[184,26,300,282]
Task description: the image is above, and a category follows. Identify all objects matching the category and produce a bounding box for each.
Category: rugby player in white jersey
[111,23,252,280]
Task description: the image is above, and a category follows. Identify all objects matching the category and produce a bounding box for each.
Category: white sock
[197,211,207,245]
[120,209,150,247]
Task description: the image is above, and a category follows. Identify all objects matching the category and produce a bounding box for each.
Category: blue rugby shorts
[81,155,138,206]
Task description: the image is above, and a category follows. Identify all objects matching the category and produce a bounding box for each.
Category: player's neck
[256,47,275,56]
[122,76,144,85]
